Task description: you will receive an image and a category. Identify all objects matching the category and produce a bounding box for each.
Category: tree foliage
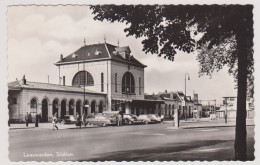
[91,5,253,97]
[90,5,254,160]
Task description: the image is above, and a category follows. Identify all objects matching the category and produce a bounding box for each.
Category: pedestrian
[76,112,81,128]
[52,113,58,130]
[25,112,29,127]
[81,112,85,127]
[119,110,124,126]
[116,114,120,126]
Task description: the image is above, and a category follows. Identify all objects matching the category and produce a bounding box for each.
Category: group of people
[75,112,86,128]
[19,110,124,129]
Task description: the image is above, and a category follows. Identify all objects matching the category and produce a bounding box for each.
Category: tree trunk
[234,31,248,160]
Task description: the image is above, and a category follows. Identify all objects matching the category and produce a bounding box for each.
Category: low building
[216,96,255,119]
[8,76,106,122]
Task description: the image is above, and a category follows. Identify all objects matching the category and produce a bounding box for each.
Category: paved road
[9,123,254,161]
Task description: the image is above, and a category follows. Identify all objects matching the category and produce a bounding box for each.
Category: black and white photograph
[0,0,259,163]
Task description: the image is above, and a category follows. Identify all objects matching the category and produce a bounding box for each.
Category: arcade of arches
[29,97,105,122]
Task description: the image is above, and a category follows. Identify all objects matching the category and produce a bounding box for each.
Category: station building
[8,41,208,123]
[8,42,163,122]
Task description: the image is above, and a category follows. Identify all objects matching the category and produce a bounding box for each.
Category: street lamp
[83,38,86,117]
[185,73,190,121]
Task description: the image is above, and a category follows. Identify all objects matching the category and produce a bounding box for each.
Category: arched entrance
[30,98,38,120]
[69,100,74,115]
[41,99,48,122]
[91,100,96,113]
[98,100,104,113]
[52,99,59,117]
[61,100,66,119]
[76,100,81,115]
[168,104,171,116]
[164,104,167,116]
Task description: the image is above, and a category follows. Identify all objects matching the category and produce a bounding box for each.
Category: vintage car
[60,115,76,124]
[147,114,162,123]
[103,111,122,125]
[137,114,157,124]
[85,113,118,126]
[123,114,144,125]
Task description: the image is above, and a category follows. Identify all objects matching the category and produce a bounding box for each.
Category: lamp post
[184,73,190,121]
[83,38,86,116]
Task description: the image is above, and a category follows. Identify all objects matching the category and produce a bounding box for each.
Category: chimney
[60,54,63,62]
[194,93,198,101]
[115,46,131,60]
[22,75,26,85]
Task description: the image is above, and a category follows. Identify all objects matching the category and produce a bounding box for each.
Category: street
[9,121,255,161]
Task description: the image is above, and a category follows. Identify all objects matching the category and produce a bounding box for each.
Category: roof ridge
[104,43,112,58]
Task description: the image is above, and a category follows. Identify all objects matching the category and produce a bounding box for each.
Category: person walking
[76,112,81,128]
[81,112,85,127]
[25,112,29,127]
[116,114,120,126]
[52,113,58,130]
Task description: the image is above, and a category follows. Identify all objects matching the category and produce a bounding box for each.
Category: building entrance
[61,100,66,119]
[41,99,48,122]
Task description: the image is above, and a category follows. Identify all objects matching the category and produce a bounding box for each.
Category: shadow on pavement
[86,138,255,161]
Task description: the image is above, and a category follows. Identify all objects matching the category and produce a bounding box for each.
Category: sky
[7,5,237,105]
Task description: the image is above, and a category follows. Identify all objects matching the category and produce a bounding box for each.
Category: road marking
[196,129,219,132]
[129,132,165,136]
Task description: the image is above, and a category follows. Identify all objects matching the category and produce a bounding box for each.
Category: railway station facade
[8,42,201,122]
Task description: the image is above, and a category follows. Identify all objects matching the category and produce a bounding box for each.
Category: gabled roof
[144,94,161,100]
[55,43,146,68]
[157,92,182,101]
[8,80,105,95]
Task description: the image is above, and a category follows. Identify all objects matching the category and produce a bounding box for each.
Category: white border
[0,0,259,165]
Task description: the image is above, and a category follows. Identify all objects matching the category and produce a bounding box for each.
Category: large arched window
[72,71,94,86]
[122,72,135,94]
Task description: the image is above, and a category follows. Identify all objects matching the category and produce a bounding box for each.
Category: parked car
[102,111,122,125]
[137,114,157,124]
[123,114,144,125]
[85,113,117,126]
[61,115,76,124]
[147,114,162,123]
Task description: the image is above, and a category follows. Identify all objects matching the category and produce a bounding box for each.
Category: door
[41,99,48,122]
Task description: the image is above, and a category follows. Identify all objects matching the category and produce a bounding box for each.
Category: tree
[90,5,254,160]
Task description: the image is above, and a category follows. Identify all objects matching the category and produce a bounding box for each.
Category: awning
[112,99,132,103]
[132,99,164,104]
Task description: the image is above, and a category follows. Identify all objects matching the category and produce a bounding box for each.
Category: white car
[138,115,157,124]
[147,114,162,123]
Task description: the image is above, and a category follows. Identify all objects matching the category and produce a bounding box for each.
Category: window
[30,98,37,108]
[72,71,94,86]
[115,73,118,92]
[101,72,104,92]
[122,72,135,94]
[63,76,65,86]
[139,77,141,95]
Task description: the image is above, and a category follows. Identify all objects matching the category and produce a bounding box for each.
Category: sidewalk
[8,123,99,130]
[164,118,255,129]
[9,118,255,130]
